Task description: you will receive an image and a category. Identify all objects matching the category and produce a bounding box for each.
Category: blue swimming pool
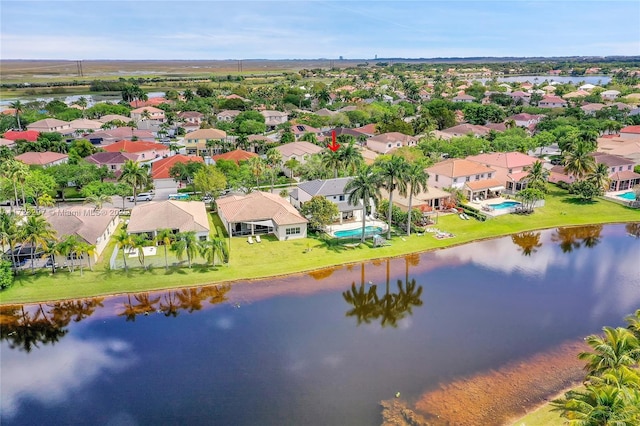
[617,191,636,200]
[488,201,521,210]
[334,226,383,238]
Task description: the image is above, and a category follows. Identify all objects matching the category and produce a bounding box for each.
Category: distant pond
[1,224,639,425]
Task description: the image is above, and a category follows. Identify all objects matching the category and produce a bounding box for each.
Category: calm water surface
[2,224,639,425]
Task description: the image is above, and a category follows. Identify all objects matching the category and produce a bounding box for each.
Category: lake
[1,224,639,425]
[479,75,612,85]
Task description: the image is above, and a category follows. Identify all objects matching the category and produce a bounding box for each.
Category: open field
[1,188,638,305]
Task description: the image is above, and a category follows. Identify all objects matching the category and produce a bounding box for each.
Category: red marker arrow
[328,130,340,152]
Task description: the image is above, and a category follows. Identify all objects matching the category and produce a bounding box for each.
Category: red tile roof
[152,154,204,179]
[621,125,640,134]
[3,130,40,142]
[15,151,68,165]
[212,149,258,164]
[103,140,169,153]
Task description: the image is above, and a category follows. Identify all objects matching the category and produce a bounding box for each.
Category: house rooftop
[275,141,323,157]
[15,151,68,165]
[127,200,210,234]
[184,128,227,140]
[467,152,538,170]
[103,140,168,153]
[212,149,258,164]
[152,154,204,179]
[427,158,495,178]
[297,178,354,197]
[216,191,308,226]
[45,207,119,245]
[3,130,40,142]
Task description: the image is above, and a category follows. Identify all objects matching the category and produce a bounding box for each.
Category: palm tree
[78,242,96,273]
[75,97,88,118]
[172,231,198,268]
[578,327,640,376]
[19,210,56,273]
[345,165,382,243]
[155,229,175,270]
[130,234,149,269]
[0,211,20,269]
[589,163,612,193]
[1,159,29,207]
[552,384,640,425]
[564,141,596,181]
[118,160,150,206]
[114,228,133,271]
[322,149,342,179]
[524,160,550,192]
[401,162,429,236]
[265,148,283,192]
[376,155,410,240]
[338,142,364,176]
[84,194,112,211]
[9,100,23,130]
[198,237,227,267]
[248,157,265,190]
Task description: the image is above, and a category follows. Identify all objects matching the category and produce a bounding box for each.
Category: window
[612,167,616,173]
[508,169,513,174]
[628,165,632,170]
[619,166,623,171]
[488,173,493,178]
[475,174,480,180]
[453,178,458,183]
[339,195,345,201]
[286,227,301,235]
[199,235,207,241]
[435,175,439,182]
[465,176,470,182]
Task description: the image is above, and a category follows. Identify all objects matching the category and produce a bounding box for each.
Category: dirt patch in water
[381,340,587,426]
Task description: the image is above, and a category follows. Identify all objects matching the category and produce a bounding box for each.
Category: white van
[127,192,153,202]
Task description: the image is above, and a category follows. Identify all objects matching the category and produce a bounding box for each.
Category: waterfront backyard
[1,188,639,305]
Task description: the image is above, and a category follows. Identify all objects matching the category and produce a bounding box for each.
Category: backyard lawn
[1,188,638,305]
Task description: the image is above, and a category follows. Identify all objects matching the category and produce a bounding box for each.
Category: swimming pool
[488,201,521,210]
[334,226,383,238]
[617,191,636,200]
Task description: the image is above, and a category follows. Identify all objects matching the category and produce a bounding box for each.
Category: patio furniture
[255,235,262,243]
[247,236,254,244]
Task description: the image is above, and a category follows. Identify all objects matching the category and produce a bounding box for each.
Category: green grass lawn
[510,403,564,426]
[1,188,638,305]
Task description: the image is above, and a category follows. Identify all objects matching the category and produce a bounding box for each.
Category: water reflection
[551,225,603,252]
[343,260,424,327]
[627,223,640,238]
[511,231,542,256]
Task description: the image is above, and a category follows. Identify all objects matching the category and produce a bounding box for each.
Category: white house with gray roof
[290,177,363,223]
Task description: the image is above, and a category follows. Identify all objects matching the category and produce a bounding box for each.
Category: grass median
[1,188,638,305]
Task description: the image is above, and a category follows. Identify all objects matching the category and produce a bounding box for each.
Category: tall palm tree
[198,237,227,267]
[9,100,23,130]
[338,142,364,176]
[589,163,612,193]
[129,234,149,269]
[401,162,429,236]
[0,211,19,269]
[524,160,550,192]
[78,242,96,273]
[376,155,410,240]
[265,148,283,192]
[114,228,132,271]
[322,149,342,179]
[248,157,265,190]
[84,194,112,211]
[155,228,175,270]
[345,165,382,243]
[118,160,150,206]
[172,231,198,268]
[564,141,596,181]
[2,159,29,207]
[75,97,88,118]
[552,384,639,425]
[19,210,56,274]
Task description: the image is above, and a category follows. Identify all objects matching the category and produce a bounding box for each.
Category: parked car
[127,192,154,202]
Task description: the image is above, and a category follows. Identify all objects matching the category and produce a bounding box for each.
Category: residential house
[26,118,73,134]
[178,111,204,126]
[314,108,336,117]
[426,158,500,201]
[320,127,369,141]
[68,118,103,134]
[452,93,475,103]
[211,149,258,164]
[507,113,544,131]
[441,123,491,138]
[291,124,321,140]
[151,154,204,189]
[354,123,377,137]
[261,110,288,128]
[619,125,640,140]
[45,206,119,266]
[598,135,640,164]
[85,151,139,175]
[127,200,210,241]
[601,90,621,101]
[15,151,68,167]
[216,191,308,240]
[563,90,590,99]
[548,165,576,186]
[88,127,155,145]
[290,178,363,223]
[592,152,640,191]
[130,106,165,122]
[216,110,241,122]
[366,132,418,154]
[182,128,227,155]
[509,91,531,104]
[579,84,597,91]
[3,130,40,142]
[380,186,452,212]
[275,141,323,176]
[581,103,606,116]
[129,97,169,108]
[0,137,16,149]
[97,114,131,124]
[538,96,567,108]
[103,140,170,161]
[467,152,539,194]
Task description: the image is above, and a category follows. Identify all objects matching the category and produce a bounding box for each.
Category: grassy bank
[1,188,638,305]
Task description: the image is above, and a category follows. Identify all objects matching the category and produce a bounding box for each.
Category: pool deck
[604,190,638,206]
[327,219,388,237]
[467,197,521,217]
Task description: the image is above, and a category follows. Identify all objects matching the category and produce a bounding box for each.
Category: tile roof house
[177,111,204,125]
[103,140,170,161]
[426,158,501,200]
[620,125,640,140]
[538,96,567,108]
[68,118,104,133]
[85,152,139,175]
[452,93,476,103]
[314,108,336,117]
[129,97,169,108]
[182,128,227,155]
[127,200,210,241]
[3,130,40,142]
[291,123,321,140]
[366,132,418,154]
[275,141,323,176]
[441,123,491,138]
[216,110,241,122]
[580,103,606,115]
[15,151,69,167]
[130,106,165,122]
[45,206,120,265]
[467,152,539,194]
[507,113,544,129]
[260,110,288,128]
[97,114,132,124]
[380,186,452,212]
[88,127,155,145]
[211,149,258,164]
[290,178,363,223]
[601,90,621,101]
[597,136,640,164]
[26,118,73,134]
[592,152,640,191]
[216,191,308,240]
[151,154,204,190]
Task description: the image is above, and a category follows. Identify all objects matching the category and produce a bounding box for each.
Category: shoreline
[1,219,638,306]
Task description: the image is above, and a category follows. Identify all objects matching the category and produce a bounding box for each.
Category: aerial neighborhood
[1,60,640,283]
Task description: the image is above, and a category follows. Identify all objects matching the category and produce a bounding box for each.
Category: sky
[1,1,639,60]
